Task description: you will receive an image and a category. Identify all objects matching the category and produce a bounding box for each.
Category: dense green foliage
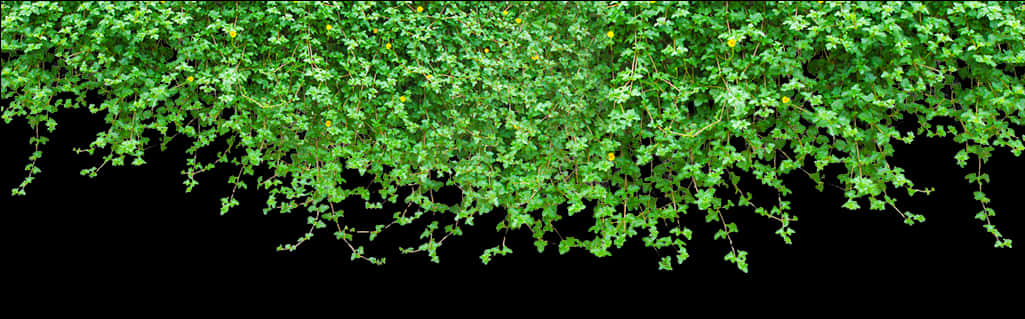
[2,1,1022,272]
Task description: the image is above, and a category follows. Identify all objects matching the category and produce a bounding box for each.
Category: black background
[2,90,1021,287]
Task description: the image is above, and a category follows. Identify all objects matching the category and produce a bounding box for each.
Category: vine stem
[326,201,377,263]
[976,154,1001,243]
[882,189,908,220]
[718,210,737,257]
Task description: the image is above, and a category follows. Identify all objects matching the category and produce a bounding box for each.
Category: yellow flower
[513,124,519,130]
[187,76,194,82]
[326,24,332,31]
[515,18,522,24]
[782,96,790,103]
[229,30,237,38]
[417,6,424,13]
[502,10,508,16]
[727,39,737,47]
[373,28,378,34]
[607,152,615,161]
[484,48,489,53]
[161,1,165,3]
[649,1,655,3]
[400,96,407,103]
[386,42,392,50]
[607,31,614,38]
[531,55,538,60]
[818,1,824,3]
[325,120,332,127]
[426,74,432,80]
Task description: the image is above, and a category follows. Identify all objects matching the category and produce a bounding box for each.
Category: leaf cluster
[3,1,1022,271]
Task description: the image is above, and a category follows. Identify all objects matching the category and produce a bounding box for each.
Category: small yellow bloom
[386,42,392,50]
[607,152,615,161]
[531,55,538,60]
[502,10,508,16]
[400,96,407,103]
[782,96,790,103]
[326,24,332,31]
[373,28,378,34]
[187,76,194,82]
[229,30,237,38]
[649,1,655,3]
[727,39,737,47]
[515,18,522,24]
[325,120,332,127]
[426,74,432,80]
[417,6,424,13]
[513,124,519,130]
[484,48,490,53]
[161,1,165,3]
[818,1,824,3]
[607,31,614,38]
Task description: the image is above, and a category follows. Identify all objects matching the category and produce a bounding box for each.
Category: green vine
[2,1,1021,272]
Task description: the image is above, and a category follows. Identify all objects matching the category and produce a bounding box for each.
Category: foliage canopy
[3,1,1023,272]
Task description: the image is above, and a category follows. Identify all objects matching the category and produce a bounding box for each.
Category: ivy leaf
[842,198,861,210]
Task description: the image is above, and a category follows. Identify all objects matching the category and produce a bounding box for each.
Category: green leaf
[842,199,861,210]
[534,239,547,253]
[658,256,673,271]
